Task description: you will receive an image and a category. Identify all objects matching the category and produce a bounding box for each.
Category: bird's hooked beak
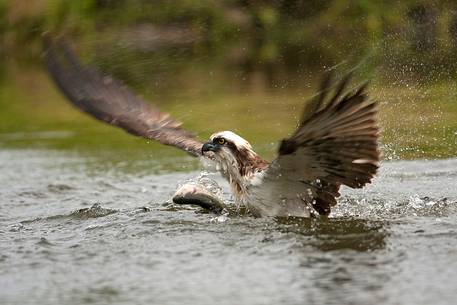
[202,142,218,154]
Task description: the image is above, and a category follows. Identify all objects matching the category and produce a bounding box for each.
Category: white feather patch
[210,131,252,150]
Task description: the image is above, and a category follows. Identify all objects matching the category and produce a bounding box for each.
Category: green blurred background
[1,0,456,170]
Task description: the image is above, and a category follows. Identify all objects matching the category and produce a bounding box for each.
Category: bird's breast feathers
[237,169,312,217]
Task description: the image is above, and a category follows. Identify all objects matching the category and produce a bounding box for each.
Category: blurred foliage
[2,0,457,83]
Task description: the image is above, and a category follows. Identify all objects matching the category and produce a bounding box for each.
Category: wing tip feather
[42,35,204,157]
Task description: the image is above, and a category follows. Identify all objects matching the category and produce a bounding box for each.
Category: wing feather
[262,72,380,215]
[43,37,203,157]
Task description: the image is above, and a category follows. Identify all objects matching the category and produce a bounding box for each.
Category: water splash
[333,194,453,219]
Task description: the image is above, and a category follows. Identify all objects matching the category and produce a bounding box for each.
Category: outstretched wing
[43,37,204,157]
[260,73,380,216]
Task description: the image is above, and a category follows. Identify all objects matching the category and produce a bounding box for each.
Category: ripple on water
[47,184,75,193]
[275,217,388,252]
[36,237,55,247]
[19,204,118,225]
[69,203,118,219]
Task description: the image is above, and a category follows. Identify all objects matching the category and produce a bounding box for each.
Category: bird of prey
[43,38,380,218]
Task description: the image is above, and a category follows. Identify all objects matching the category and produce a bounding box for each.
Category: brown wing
[263,72,380,215]
[43,37,203,157]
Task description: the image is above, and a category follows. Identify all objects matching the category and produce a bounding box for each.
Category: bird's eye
[217,138,226,145]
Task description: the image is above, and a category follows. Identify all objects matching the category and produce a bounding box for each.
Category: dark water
[1,149,456,305]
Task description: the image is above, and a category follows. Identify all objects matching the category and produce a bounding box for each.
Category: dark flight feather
[270,73,380,215]
[43,37,203,157]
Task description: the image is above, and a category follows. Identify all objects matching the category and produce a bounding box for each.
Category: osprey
[44,39,380,218]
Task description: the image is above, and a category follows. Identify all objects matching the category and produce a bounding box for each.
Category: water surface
[1,149,456,305]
